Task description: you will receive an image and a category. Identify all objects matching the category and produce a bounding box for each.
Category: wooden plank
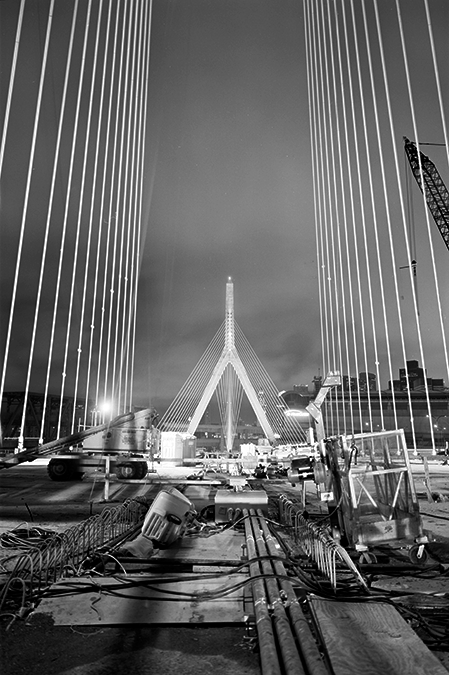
[309,597,449,675]
[33,527,251,626]
[34,574,249,626]
[156,527,246,563]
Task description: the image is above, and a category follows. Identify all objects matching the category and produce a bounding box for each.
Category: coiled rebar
[0,498,147,608]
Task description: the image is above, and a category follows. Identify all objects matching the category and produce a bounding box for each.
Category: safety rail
[278,495,367,591]
[0,499,147,610]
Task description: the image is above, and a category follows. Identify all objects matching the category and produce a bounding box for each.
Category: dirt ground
[1,617,261,675]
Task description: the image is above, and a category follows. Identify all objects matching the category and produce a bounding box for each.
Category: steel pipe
[249,509,307,675]
[243,509,282,675]
[256,509,329,675]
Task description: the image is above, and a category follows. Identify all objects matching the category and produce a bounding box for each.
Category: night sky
[1,0,448,418]
[138,0,318,411]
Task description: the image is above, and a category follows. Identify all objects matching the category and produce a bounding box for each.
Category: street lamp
[426,414,448,454]
[98,400,113,423]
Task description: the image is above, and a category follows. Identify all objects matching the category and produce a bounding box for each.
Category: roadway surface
[1,456,448,537]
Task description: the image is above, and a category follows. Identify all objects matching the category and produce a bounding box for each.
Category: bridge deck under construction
[1,462,449,675]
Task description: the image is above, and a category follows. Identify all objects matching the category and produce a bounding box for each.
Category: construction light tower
[186,278,276,449]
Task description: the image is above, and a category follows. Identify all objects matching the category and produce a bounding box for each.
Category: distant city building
[287,360,448,448]
[359,372,376,392]
[389,359,446,393]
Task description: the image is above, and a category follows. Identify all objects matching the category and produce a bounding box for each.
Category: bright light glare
[98,400,112,416]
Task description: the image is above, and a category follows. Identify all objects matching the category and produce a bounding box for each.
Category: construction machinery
[404,136,449,252]
[0,408,160,481]
[280,372,429,562]
[312,430,428,562]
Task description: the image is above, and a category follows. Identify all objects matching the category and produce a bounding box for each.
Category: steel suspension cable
[317,0,344,436]
[32,0,80,443]
[309,1,331,380]
[130,0,153,411]
[326,0,359,431]
[325,0,353,434]
[316,0,338,384]
[340,0,371,432]
[358,0,405,435]
[335,0,364,432]
[103,0,130,416]
[111,0,135,413]
[159,324,226,429]
[125,0,149,413]
[14,0,54,449]
[70,0,106,431]
[423,0,449,172]
[82,0,116,425]
[122,0,145,412]
[234,325,306,442]
[1,0,55,446]
[395,0,449,401]
[347,0,384,432]
[116,0,146,414]
[0,0,25,180]
[95,0,124,420]
[116,0,143,413]
[303,0,326,404]
[53,0,93,436]
[372,0,431,449]
[343,0,388,429]
[312,0,337,435]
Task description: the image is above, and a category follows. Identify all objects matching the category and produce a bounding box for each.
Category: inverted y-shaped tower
[186,278,276,449]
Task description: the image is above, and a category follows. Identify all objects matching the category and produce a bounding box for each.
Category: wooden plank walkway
[34,574,249,625]
[309,597,449,675]
[33,528,250,626]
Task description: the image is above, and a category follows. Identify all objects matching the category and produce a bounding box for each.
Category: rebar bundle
[0,499,147,609]
[278,495,367,591]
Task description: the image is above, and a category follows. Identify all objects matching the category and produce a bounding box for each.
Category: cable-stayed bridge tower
[159,278,306,451]
[186,278,276,448]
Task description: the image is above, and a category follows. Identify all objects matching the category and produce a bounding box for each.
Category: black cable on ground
[0,526,58,550]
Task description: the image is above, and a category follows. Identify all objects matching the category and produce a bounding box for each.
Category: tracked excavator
[0,408,159,481]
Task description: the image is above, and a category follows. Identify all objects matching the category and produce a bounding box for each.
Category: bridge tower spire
[186,278,276,450]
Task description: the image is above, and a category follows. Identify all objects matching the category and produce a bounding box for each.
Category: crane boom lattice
[404,136,449,252]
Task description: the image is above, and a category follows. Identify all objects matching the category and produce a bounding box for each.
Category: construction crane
[403,136,449,252]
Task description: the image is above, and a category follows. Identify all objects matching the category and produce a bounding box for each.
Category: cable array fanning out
[0,0,154,440]
[303,0,449,451]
